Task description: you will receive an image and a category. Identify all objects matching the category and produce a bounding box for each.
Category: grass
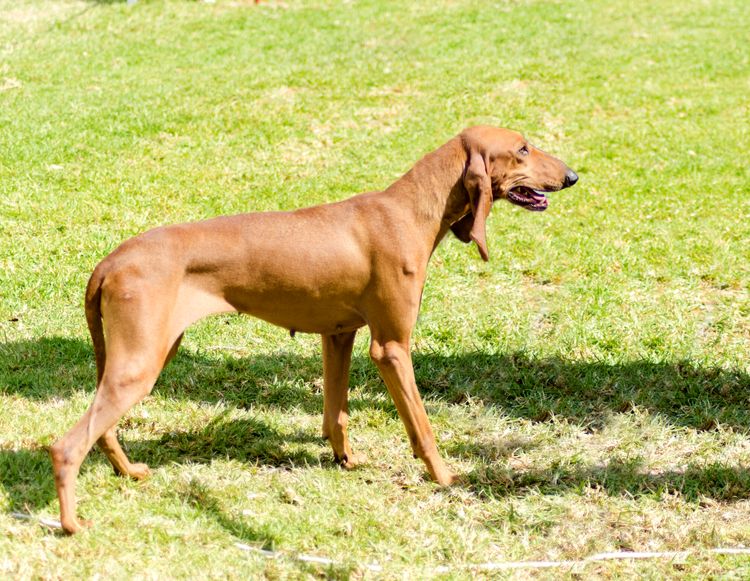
[1,0,749,577]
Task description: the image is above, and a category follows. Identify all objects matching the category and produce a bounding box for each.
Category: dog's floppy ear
[461,150,493,261]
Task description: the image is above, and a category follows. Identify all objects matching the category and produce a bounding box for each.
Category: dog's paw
[336,452,367,470]
[434,471,460,487]
[62,517,93,535]
[128,463,151,480]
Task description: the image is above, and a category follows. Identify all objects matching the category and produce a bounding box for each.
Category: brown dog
[50,126,577,533]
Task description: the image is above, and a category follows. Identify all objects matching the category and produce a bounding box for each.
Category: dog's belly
[176,245,371,335]
[246,307,366,335]
[226,290,367,335]
[212,228,371,334]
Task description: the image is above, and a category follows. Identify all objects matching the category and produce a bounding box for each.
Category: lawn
[1,0,749,577]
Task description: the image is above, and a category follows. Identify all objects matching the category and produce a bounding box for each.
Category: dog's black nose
[563,169,578,188]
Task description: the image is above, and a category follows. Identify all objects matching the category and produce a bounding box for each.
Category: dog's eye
[518,145,529,156]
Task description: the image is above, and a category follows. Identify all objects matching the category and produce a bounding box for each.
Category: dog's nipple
[290,329,296,338]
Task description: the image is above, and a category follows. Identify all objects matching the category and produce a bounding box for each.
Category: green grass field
[1,0,749,577]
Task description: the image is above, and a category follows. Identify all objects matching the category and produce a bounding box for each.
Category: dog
[50,126,577,533]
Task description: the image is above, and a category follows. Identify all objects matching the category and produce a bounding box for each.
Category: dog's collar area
[507,186,549,211]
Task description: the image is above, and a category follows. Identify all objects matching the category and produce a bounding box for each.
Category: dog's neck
[383,136,471,253]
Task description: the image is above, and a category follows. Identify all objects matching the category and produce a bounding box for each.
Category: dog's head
[451,125,578,261]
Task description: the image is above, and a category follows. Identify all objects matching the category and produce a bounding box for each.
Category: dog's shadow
[125,412,323,470]
[5,337,749,430]
[414,351,750,432]
[465,455,750,504]
[0,447,58,515]
[2,336,750,515]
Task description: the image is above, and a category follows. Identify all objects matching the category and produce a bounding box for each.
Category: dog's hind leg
[50,350,165,534]
[51,275,235,533]
[95,332,183,481]
[50,277,180,533]
[97,428,152,480]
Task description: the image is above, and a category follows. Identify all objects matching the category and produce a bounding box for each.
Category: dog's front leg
[368,335,457,486]
[321,330,365,468]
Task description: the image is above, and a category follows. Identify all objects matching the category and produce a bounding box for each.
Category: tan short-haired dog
[51,126,577,533]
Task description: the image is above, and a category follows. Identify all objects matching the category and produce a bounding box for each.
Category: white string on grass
[235,542,750,573]
[10,512,62,530]
[236,543,384,572]
[9,513,750,571]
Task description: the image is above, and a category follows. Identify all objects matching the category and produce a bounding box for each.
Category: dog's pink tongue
[531,197,548,210]
[530,191,548,209]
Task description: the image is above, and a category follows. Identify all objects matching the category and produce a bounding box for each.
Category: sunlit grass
[1,0,749,577]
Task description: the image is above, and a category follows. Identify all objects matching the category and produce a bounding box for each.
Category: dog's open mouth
[507,187,549,212]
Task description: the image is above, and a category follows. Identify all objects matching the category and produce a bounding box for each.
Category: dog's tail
[85,265,107,385]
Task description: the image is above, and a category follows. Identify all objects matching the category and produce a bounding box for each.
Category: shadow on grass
[126,412,322,470]
[413,351,750,432]
[0,336,337,413]
[469,457,750,503]
[178,476,277,550]
[0,447,58,513]
[3,336,750,514]
[0,418,321,534]
[3,336,748,430]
